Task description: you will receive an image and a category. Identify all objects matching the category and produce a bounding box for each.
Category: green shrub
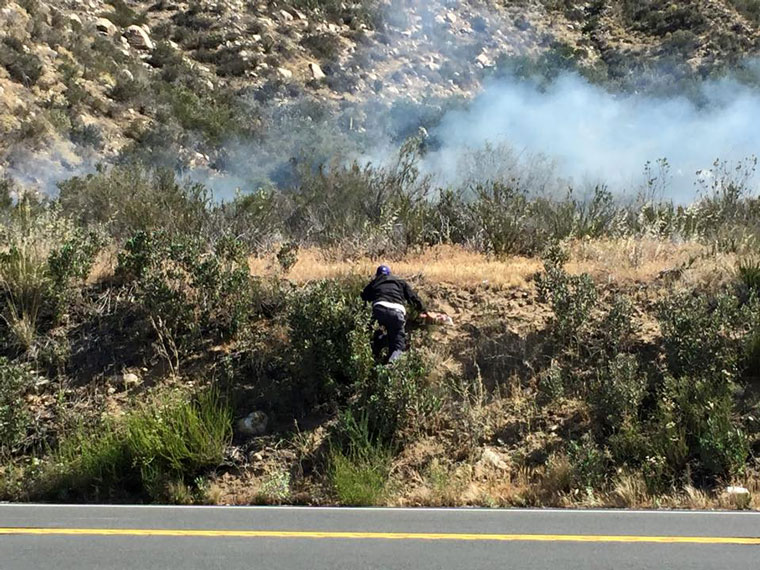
[287,279,373,410]
[0,358,36,459]
[350,350,437,444]
[589,354,646,433]
[726,0,760,24]
[0,38,43,86]
[116,231,254,369]
[467,182,537,257]
[657,293,749,380]
[59,165,210,239]
[568,433,608,490]
[536,249,598,349]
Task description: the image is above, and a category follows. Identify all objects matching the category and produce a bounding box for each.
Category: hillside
[2,0,760,193]
[3,1,760,509]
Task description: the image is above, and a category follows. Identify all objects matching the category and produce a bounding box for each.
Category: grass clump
[329,413,392,506]
[35,389,232,502]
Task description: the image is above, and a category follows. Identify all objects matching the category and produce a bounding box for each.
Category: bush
[349,350,437,444]
[0,358,36,459]
[657,293,749,380]
[660,375,748,481]
[568,433,608,490]
[116,231,254,371]
[286,279,372,411]
[589,354,646,433]
[536,247,598,350]
[59,165,210,240]
[0,38,43,86]
[102,0,148,27]
[0,204,100,353]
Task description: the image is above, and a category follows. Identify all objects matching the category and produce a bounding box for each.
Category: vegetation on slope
[1,146,760,507]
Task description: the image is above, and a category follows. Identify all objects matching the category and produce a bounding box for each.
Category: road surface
[1,504,759,569]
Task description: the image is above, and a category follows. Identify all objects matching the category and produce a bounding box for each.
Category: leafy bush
[0,38,43,86]
[536,247,598,350]
[660,375,748,481]
[349,350,437,444]
[589,354,646,433]
[0,358,36,459]
[286,279,372,410]
[467,182,537,257]
[568,433,608,490]
[117,231,254,370]
[59,165,210,240]
[657,293,750,380]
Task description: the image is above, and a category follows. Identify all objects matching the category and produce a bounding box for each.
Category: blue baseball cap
[376,265,391,276]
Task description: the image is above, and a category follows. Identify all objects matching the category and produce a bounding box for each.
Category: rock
[308,62,325,80]
[475,52,494,68]
[481,448,508,470]
[124,25,154,51]
[724,486,751,508]
[68,14,82,28]
[237,411,269,436]
[122,372,141,387]
[277,67,293,79]
[445,12,457,25]
[95,17,118,37]
[279,9,294,22]
[118,68,134,82]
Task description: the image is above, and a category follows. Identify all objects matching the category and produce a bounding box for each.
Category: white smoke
[418,72,760,201]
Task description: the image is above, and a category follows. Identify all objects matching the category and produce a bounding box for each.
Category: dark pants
[371,305,406,363]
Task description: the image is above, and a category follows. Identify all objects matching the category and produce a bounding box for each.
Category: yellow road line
[0,528,759,545]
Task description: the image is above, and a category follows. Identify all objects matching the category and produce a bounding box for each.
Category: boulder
[475,52,494,68]
[237,411,269,436]
[124,25,154,51]
[122,372,141,387]
[308,62,325,80]
[724,486,751,509]
[277,67,293,79]
[95,17,118,37]
[481,448,508,470]
[117,68,134,82]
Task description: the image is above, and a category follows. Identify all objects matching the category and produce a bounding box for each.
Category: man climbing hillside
[361,265,426,364]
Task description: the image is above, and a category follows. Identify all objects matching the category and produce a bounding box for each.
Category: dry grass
[83,237,738,291]
[249,245,542,288]
[247,239,737,290]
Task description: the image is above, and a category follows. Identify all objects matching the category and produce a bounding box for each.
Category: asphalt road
[1,504,759,569]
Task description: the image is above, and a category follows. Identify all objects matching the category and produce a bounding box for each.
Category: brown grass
[247,239,737,289]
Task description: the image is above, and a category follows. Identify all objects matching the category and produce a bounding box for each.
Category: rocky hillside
[2,0,760,192]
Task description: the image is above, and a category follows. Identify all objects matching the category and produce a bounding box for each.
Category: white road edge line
[1,504,758,515]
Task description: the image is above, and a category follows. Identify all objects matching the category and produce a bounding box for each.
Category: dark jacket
[361,274,425,312]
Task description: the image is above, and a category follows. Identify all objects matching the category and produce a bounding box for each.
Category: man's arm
[361,282,373,303]
[403,281,425,312]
